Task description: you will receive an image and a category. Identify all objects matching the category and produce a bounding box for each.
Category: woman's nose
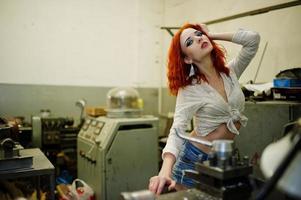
[195,36,202,43]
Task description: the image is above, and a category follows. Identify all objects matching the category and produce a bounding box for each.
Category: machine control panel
[78,117,108,144]
[93,121,104,135]
[81,119,91,131]
[78,116,158,147]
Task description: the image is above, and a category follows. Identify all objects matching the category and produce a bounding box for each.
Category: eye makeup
[185,30,203,47]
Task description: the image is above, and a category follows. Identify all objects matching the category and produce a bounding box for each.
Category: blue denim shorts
[172,141,208,188]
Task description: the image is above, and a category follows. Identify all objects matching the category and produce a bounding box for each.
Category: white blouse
[162,28,261,159]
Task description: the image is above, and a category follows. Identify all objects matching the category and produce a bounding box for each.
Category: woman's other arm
[225,29,260,78]
[199,24,260,78]
[149,153,176,195]
[149,87,204,195]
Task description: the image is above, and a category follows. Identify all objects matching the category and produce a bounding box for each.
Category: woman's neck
[195,55,217,79]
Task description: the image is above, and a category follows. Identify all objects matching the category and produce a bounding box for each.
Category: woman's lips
[201,42,208,49]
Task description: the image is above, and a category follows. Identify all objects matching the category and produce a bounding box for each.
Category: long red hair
[167,23,229,95]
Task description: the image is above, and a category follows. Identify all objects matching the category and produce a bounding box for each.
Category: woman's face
[180,28,213,64]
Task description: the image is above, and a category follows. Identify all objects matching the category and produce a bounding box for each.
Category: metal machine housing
[77,116,158,200]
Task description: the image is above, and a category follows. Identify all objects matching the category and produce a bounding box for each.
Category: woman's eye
[186,39,193,47]
[195,31,203,36]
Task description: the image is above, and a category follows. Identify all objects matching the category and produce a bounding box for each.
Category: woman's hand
[148,174,176,195]
[197,23,210,36]
[149,153,176,195]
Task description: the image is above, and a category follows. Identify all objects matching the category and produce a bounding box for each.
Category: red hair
[167,23,229,96]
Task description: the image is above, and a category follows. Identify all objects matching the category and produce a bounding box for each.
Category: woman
[149,23,260,195]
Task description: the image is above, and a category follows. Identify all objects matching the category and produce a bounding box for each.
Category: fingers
[149,176,173,196]
[148,177,159,194]
[199,23,209,35]
[168,180,176,191]
[156,178,167,195]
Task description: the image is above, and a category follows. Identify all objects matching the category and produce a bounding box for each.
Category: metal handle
[75,99,86,127]
[174,128,213,147]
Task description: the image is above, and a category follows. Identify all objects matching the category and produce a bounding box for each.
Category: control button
[94,128,101,135]
[82,124,89,131]
[95,138,101,145]
[97,122,104,128]
[91,120,97,126]
[85,134,91,139]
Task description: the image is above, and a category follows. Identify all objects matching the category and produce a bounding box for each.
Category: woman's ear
[184,56,192,64]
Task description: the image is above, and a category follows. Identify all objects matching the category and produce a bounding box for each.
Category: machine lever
[174,128,212,147]
[75,99,86,128]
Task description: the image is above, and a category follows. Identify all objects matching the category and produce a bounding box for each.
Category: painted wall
[0,0,163,87]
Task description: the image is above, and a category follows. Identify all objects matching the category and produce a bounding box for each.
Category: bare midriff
[189,122,240,154]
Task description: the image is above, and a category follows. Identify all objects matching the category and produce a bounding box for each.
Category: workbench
[0,148,55,200]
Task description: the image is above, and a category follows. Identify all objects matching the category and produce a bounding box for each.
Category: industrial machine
[121,120,301,200]
[31,114,80,180]
[121,129,253,200]
[168,129,253,200]
[259,119,301,200]
[77,116,159,200]
[32,116,79,160]
[77,86,159,200]
[0,118,33,171]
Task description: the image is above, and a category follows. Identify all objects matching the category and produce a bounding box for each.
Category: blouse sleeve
[162,86,204,160]
[227,28,261,78]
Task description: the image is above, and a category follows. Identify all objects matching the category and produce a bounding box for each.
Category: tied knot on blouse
[227,108,247,135]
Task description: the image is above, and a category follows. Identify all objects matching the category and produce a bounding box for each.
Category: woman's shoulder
[226,61,245,80]
[224,67,236,77]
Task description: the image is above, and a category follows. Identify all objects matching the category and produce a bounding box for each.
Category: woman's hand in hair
[197,23,210,36]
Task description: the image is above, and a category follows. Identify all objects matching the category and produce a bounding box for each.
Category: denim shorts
[172,141,208,188]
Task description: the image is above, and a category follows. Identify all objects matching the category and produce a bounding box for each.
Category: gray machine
[77,116,159,200]
[0,121,33,171]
